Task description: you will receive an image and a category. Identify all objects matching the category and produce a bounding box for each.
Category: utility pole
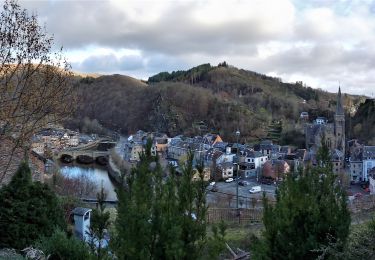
[235,129,240,222]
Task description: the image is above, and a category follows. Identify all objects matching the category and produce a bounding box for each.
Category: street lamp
[235,130,240,211]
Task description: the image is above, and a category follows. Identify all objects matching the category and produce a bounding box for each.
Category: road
[206,178,277,208]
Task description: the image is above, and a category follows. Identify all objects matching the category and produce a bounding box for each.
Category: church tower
[334,87,345,153]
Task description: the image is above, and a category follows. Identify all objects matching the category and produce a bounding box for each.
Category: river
[59,164,117,201]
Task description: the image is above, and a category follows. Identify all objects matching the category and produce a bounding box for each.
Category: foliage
[71,64,362,142]
[87,186,111,259]
[252,142,351,259]
[148,63,212,83]
[343,218,375,259]
[280,129,305,148]
[351,98,375,145]
[113,140,224,259]
[204,222,227,259]
[36,229,91,260]
[266,120,282,143]
[314,217,375,259]
[0,162,66,249]
[0,0,75,181]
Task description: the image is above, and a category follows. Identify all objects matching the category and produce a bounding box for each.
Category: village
[28,89,375,207]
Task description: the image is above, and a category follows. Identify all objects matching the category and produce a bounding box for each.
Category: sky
[13,0,375,96]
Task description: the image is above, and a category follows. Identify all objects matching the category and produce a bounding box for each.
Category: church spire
[336,86,344,115]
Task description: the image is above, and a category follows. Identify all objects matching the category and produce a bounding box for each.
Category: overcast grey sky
[14,0,375,95]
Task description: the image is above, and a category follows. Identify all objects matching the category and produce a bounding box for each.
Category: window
[247,159,251,162]
[336,163,338,166]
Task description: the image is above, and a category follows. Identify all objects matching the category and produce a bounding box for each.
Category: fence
[207,208,263,224]
[349,194,375,213]
[207,195,375,225]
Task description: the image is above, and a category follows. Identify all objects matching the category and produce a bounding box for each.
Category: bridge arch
[61,154,73,163]
[76,155,94,164]
[96,156,108,166]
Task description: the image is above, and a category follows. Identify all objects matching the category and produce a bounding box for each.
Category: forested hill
[68,64,365,144]
[350,98,375,145]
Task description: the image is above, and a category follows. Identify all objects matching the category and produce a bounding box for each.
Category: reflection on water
[60,165,117,201]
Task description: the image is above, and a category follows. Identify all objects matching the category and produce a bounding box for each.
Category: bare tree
[0,0,75,181]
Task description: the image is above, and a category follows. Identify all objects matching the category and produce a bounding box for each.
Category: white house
[369,171,375,195]
[72,207,92,241]
[362,146,375,181]
[238,149,268,179]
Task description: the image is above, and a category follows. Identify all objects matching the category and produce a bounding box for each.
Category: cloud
[74,53,143,73]
[14,0,375,95]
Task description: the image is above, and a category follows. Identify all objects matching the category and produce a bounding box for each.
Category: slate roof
[72,207,92,216]
[331,149,344,161]
[363,146,375,160]
[240,149,263,158]
[213,142,228,152]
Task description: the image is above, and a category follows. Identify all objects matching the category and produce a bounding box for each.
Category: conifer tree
[113,140,219,259]
[252,140,350,259]
[0,161,65,249]
[87,185,111,259]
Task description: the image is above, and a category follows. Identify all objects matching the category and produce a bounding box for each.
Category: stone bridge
[57,139,116,164]
[58,150,109,160]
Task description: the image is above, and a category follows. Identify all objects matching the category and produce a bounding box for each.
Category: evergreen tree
[36,229,91,260]
[113,140,220,259]
[87,185,111,259]
[252,141,350,259]
[0,162,66,249]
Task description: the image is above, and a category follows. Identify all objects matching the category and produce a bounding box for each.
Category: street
[206,178,277,208]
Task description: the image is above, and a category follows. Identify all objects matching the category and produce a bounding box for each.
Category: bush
[36,229,91,260]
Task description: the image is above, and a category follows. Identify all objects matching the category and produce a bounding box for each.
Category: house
[124,141,144,162]
[315,117,328,125]
[349,144,363,183]
[369,168,375,195]
[259,140,280,160]
[362,146,375,181]
[216,162,234,180]
[261,160,290,181]
[154,137,168,155]
[239,149,267,178]
[192,167,211,182]
[202,133,223,149]
[238,162,256,179]
[279,146,292,158]
[167,137,204,162]
[72,207,92,241]
[259,140,273,159]
[300,112,309,120]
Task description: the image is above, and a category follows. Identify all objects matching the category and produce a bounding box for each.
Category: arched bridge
[57,139,116,164]
[58,150,109,160]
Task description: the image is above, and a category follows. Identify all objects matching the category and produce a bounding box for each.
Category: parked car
[238,180,249,186]
[259,177,273,185]
[225,178,234,183]
[211,185,218,192]
[354,192,363,199]
[249,186,262,193]
[209,181,216,186]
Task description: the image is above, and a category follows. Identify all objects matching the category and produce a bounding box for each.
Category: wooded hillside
[67,64,365,144]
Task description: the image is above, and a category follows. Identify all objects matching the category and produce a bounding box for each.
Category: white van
[249,185,262,194]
